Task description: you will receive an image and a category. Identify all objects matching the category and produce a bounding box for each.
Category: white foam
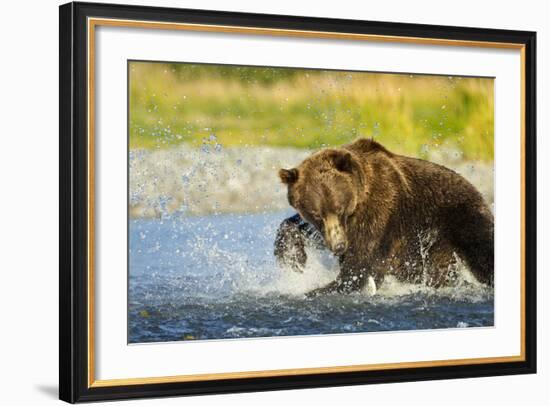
[263,249,492,302]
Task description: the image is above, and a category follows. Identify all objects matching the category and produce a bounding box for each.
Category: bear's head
[279,148,364,256]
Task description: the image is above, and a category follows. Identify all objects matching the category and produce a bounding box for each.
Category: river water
[128,212,494,343]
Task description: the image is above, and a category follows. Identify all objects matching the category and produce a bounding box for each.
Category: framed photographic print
[59,1,537,403]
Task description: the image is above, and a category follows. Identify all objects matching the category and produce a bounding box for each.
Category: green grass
[129,62,494,161]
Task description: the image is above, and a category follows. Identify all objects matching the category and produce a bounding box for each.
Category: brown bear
[275,138,494,297]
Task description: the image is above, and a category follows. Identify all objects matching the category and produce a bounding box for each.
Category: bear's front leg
[274,214,307,272]
[305,264,379,297]
[274,213,325,272]
[305,274,367,298]
[305,280,343,297]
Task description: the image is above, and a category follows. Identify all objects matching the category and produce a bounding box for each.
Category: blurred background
[129,61,494,218]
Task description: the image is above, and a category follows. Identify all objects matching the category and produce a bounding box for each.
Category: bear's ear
[333,151,354,173]
[279,168,299,184]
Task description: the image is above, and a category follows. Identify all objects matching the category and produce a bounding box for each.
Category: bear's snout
[323,214,348,255]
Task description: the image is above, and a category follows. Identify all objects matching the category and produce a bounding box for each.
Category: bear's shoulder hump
[345,138,391,155]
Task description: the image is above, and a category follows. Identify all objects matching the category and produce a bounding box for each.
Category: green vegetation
[129,62,494,161]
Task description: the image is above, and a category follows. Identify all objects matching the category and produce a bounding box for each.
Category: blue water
[128,212,494,343]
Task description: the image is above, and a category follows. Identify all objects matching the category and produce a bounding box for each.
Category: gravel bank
[129,145,493,218]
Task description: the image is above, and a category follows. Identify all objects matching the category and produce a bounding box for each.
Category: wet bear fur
[275,138,494,297]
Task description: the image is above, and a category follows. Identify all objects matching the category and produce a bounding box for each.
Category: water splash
[128,213,493,343]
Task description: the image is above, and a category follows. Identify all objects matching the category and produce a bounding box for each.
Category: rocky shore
[129,145,494,218]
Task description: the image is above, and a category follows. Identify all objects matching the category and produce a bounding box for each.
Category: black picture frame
[59,1,537,403]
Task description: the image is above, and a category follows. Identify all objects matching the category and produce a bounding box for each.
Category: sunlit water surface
[129,212,494,343]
